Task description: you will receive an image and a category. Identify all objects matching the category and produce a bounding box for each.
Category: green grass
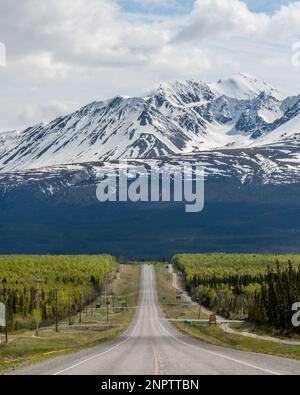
[155,264,300,361]
[155,264,209,322]
[229,321,300,340]
[0,264,140,373]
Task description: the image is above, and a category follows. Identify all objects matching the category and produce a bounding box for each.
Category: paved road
[12,265,300,375]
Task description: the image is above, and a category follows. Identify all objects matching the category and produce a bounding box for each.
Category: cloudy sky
[0,0,300,131]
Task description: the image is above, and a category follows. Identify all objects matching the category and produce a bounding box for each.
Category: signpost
[209,314,217,326]
[0,302,7,343]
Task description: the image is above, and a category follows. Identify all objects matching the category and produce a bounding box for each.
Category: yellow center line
[152,343,160,375]
[43,349,69,356]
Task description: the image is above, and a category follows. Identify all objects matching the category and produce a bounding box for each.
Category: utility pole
[1,281,18,343]
[79,295,82,324]
[3,287,8,343]
[35,278,43,337]
[55,288,58,333]
[5,300,8,343]
[91,290,94,317]
[106,286,109,323]
[112,292,115,313]
[68,294,72,326]
[197,295,202,320]
[111,277,114,298]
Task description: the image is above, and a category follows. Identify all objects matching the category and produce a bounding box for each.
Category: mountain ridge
[0,73,300,174]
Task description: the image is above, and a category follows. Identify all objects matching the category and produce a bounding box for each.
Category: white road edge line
[53,265,284,376]
[53,266,146,375]
[53,335,130,375]
[158,320,282,376]
[153,268,283,376]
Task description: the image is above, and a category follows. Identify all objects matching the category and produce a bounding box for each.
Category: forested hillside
[0,255,117,330]
[172,254,300,334]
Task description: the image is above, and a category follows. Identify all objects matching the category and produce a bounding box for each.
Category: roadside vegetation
[0,255,117,331]
[0,262,140,373]
[172,253,300,336]
[155,263,300,361]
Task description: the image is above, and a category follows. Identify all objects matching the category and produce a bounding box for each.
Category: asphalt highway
[12,265,300,375]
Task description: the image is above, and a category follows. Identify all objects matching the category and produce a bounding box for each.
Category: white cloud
[176,0,269,42]
[149,44,211,79]
[176,0,300,42]
[269,2,300,38]
[16,100,74,126]
[0,0,300,130]
[0,0,157,69]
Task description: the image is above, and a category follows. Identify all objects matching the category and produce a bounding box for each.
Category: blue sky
[246,0,299,12]
[119,0,299,15]
[118,1,194,16]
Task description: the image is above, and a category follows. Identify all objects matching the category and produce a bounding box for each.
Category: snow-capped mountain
[0,130,20,154]
[210,73,281,100]
[1,73,300,257]
[0,73,300,175]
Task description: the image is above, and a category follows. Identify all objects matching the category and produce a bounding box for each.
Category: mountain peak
[0,74,298,172]
[147,73,281,106]
[148,78,215,108]
[210,73,281,100]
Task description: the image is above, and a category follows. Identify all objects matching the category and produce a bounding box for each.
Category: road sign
[0,303,6,327]
[209,314,217,326]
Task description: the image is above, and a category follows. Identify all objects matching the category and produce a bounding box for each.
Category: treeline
[249,263,300,333]
[0,255,117,330]
[172,254,300,334]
